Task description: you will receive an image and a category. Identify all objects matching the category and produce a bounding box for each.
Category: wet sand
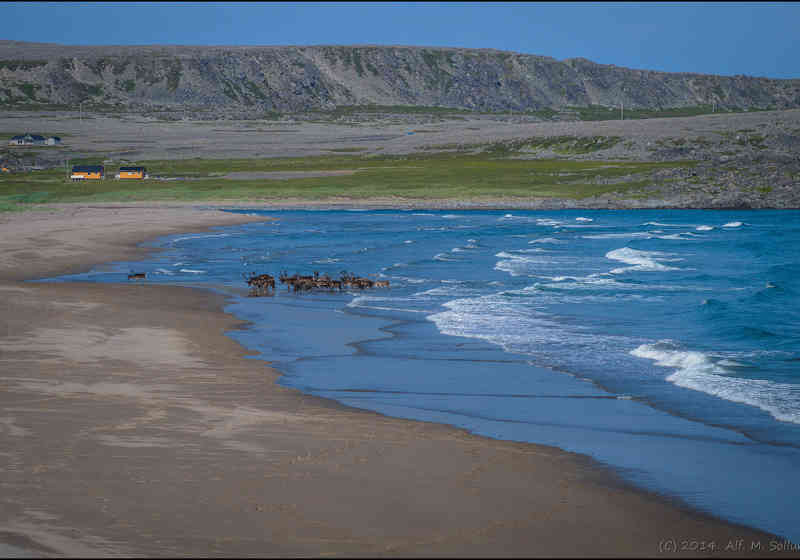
[0,203,782,556]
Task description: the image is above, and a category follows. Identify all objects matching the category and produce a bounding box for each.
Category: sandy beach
[0,203,783,557]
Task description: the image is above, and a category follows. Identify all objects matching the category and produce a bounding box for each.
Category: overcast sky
[2,2,798,78]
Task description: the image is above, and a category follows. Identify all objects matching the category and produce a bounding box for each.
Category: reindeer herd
[244,270,389,297]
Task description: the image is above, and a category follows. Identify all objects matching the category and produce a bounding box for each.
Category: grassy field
[0,151,692,211]
[293,103,770,122]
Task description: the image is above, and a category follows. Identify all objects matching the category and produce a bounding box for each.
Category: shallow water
[48,209,800,542]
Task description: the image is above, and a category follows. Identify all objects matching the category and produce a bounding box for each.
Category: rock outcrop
[1,41,799,114]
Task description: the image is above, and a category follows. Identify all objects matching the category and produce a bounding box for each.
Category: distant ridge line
[1,41,797,114]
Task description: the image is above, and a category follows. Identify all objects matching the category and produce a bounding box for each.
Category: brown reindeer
[352,277,374,289]
[244,272,275,296]
[128,272,146,280]
[273,270,383,294]
[292,278,315,292]
[280,271,317,292]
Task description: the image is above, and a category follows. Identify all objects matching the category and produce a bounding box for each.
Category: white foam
[171,233,231,244]
[385,274,427,284]
[718,359,746,367]
[347,295,429,314]
[641,221,697,228]
[575,217,593,222]
[414,285,478,297]
[154,268,174,275]
[583,232,653,240]
[404,240,414,244]
[631,341,800,424]
[606,247,682,274]
[723,221,743,228]
[179,269,206,274]
[516,248,547,253]
[654,232,700,241]
[529,237,564,244]
[434,253,459,262]
[428,293,619,359]
[495,251,548,263]
[494,250,561,277]
[696,225,714,231]
[538,274,712,292]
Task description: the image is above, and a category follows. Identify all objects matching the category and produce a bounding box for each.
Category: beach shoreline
[0,203,782,556]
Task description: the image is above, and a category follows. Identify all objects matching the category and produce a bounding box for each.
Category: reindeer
[292,277,315,292]
[243,272,275,296]
[352,277,374,289]
[128,272,146,280]
[273,269,383,294]
[280,271,317,292]
[339,270,357,288]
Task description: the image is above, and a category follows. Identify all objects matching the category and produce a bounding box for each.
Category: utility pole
[620,100,624,121]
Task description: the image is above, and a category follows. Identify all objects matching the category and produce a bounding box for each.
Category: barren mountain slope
[2,42,799,114]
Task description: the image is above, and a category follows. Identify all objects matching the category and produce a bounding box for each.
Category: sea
[47,208,800,542]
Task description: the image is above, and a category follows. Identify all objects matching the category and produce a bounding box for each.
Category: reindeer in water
[244,272,275,296]
[339,270,388,290]
[275,270,389,294]
[279,270,317,292]
[128,272,146,281]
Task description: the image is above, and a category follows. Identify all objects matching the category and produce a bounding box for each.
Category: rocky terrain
[2,106,798,209]
[1,41,798,209]
[1,41,799,116]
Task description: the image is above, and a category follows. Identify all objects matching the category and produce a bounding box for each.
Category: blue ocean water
[49,209,800,541]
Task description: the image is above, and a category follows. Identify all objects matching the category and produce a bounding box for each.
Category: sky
[1,2,798,79]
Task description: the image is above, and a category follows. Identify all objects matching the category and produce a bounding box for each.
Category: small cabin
[115,166,147,180]
[9,133,45,146]
[71,165,104,180]
[9,134,60,146]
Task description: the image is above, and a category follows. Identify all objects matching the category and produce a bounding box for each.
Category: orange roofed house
[70,165,104,180]
[115,166,147,180]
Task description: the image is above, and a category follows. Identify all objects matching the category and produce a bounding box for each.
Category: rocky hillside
[1,41,799,115]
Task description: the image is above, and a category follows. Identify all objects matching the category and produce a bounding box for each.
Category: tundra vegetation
[0,149,690,211]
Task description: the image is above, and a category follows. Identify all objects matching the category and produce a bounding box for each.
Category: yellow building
[71,165,104,180]
[116,166,147,180]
